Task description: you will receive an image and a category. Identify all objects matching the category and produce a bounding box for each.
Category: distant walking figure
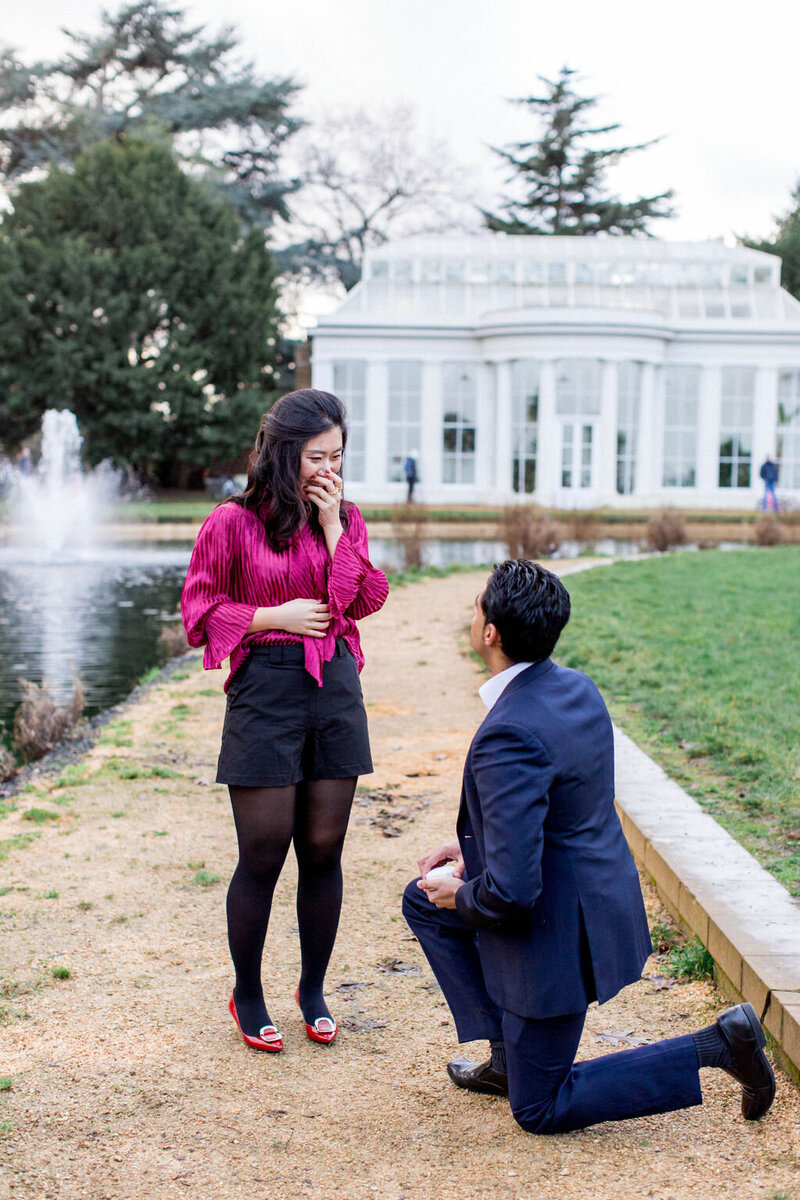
[403,452,418,503]
[759,456,780,512]
[182,389,388,1054]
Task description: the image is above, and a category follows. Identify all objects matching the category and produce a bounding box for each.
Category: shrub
[389,505,429,570]
[565,508,602,546]
[646,508,686,552]
[754,514,784,546]
[159,620,189,658]
[0,746,16,783]
[12,676,85,763]
[501,505,563,560]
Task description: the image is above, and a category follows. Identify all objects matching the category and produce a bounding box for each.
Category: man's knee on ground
[510,1097,560,1136]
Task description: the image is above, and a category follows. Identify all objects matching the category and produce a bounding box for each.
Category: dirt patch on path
[1,566,798,1200]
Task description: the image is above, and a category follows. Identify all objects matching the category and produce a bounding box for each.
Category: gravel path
[0,566,798,1200]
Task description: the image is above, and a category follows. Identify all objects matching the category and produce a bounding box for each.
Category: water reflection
[367,536,640,571]
[0,532,745,741]
[0,546,190,739]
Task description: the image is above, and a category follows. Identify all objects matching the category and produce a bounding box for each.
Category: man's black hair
[481,559,571,663]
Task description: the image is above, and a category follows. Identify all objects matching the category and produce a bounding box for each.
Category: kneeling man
[403,560,775,1135]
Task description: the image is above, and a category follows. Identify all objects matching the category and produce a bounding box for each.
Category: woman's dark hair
[230,389,349,549]
[481,559,571,663]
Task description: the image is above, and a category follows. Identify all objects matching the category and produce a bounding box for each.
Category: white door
[559,420,596,494]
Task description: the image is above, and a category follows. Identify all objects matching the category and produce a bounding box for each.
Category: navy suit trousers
[403,879,703,1134]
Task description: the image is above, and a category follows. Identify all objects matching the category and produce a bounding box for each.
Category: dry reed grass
[501,505,563,560]
[754,514,785,545]
[12,676,85,762]
[646,508,687,552]
[389,505,429,570]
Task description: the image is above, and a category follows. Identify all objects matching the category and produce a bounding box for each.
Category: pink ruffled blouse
[181,502,389,689]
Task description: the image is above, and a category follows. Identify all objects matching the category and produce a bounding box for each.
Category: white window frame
[442,363,477,484]
[555,360,602,416]
[718,367,755,489]
[616,362,642,495]
[511,361,540,494]
[387,361,422,483]
[778,370,800,489]
[662,366,700,488]
[333,361,367,483]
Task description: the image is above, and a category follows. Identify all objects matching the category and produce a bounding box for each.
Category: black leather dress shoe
[717,1003,776,1120]
[446,1057,508,1097]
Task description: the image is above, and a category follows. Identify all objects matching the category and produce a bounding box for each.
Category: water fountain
[0,411,190,736]
[7,410,119,557]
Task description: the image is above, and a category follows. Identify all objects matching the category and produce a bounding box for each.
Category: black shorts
[216,640,373,787]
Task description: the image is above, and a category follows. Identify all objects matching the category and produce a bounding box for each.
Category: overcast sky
[4,0,800,244]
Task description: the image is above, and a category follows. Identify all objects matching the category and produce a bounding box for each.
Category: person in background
[759,455,780,513]
[403,451,418,503]
[182,389,388,1054]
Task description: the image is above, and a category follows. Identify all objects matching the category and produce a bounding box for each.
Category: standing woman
[181,389,388,1052]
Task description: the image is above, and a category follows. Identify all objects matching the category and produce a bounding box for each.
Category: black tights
[226,778,356,1036]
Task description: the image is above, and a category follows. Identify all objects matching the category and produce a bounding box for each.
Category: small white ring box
[425,862,457,880]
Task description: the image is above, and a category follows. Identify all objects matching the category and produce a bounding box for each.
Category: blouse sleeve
[181,506,258,670]
[327,506,389,621]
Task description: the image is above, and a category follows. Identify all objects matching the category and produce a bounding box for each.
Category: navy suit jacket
[453,658,652,1020]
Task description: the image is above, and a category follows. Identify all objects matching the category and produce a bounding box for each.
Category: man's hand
[417,874,465,909]
[418,839,461,878]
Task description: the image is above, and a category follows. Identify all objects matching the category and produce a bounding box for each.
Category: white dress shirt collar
[478,661,535,710]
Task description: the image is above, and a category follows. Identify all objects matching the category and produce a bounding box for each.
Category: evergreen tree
[483,67,674,236]
[0,0,302,226]
[0,139,280,483]
[743,182,800,302]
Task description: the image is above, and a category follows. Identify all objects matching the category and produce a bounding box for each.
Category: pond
[0,530,730,744]
[0,544,191,742]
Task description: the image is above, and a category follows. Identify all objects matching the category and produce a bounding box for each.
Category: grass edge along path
[556,546,800,898]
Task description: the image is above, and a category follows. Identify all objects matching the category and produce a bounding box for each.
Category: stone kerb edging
[614,725,800,1084]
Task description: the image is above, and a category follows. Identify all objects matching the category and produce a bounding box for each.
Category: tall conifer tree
[0,1,302,226]
[483,67,674,236]
[744,183,800,302]
[0,139,279,483]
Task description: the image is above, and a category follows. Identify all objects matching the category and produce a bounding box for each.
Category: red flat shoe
[295,986,338,1045]
[229,994,283,1053]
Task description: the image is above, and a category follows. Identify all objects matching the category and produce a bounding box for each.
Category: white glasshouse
[310,235,800,508]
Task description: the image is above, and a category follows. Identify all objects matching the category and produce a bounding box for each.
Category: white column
[597,360,618,498]
[312,357,334,391]
[537,361,558,503]
[420,359,442,495]
[475,360,494,495]
[493,360,513,502]
[696,365,721,494]
[635,362,658,499]
[365,359,388,492]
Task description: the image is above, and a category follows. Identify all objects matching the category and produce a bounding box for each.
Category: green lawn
[555,548,800,896]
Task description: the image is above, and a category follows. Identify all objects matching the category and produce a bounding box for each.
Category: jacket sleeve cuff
[327,534,368,614]
[198,601,257,669]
